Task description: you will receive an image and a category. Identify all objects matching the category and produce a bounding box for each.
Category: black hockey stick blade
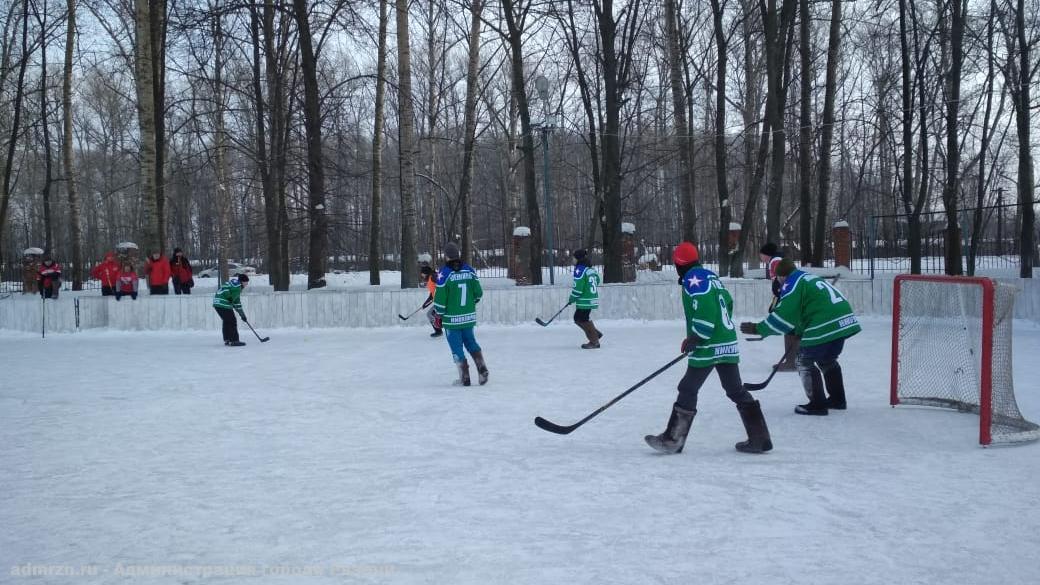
[743,348,793,391]
[535,303,570,327]
[398,313,410,321]
[534,416,580,435]
[533,352,689,436]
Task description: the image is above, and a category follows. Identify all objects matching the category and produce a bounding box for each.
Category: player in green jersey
[645,242,773,455]
[433,243,489,386]
[740,258,860,415]
[567,249,603,349]
[212,273,249,346]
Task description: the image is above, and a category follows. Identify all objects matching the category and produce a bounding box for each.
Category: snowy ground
[2,318,1039,584]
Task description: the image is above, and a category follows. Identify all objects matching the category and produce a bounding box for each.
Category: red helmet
[672,242,699,265]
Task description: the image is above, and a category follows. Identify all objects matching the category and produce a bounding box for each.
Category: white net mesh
[894,278,1040,444]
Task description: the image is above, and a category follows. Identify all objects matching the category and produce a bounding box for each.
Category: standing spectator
[213,274,249,346]
[145,251,171,295]
[759,242,798,371]
[433,242,488,386]
[21,251,39,295]
[36,255,62,299]
[420,265,442,337]
[91,252,121,296]
[169,248,194,295]
[114,262,140,301]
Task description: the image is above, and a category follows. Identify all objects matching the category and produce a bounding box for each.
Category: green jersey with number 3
[569,265,600,309]
[681,265,740,366]
[433,263,483,330]
[755,270,861,346]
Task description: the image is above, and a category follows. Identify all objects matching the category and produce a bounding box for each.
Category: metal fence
[864,202,1037,276]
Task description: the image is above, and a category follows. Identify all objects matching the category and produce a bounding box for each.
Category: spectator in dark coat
[170,248,194,295]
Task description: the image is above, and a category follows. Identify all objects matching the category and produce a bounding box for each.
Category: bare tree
[1009,0,1035,277]
[458,0,484,263]
[369,0,389,285]
[664,0,697,243]
[397,0,419,288]
[0,0,30,264]
[941,0,968,275]
[63,0,82,288]
[810,0,841,266]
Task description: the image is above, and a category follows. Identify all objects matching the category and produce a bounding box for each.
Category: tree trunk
[133,0,161,255]
[762,0,797,245]
[369,0,388,285]
[293,0,328,288]
[665,0,697,243]
[710,0,731,274]
[458,0,483,264]
[63,0,82,289]
[37,1,54,255]
[396,0,418,288]
[0,0,29,264]
[811,0,841,266]
[941,0,966,275]
[968,0,997,276]
[797,0,812,263]
[1013,0,1035,277]
[152,0,167,253]
[212,2,231,283]
[501,0,543,284]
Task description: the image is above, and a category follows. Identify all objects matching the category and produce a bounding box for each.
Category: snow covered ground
[2,317,1039,584]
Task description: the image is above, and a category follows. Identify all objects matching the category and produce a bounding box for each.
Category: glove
[739,321,757,335]
[567,298,575,306]
[237,310,247,322]
[680,336,699,353]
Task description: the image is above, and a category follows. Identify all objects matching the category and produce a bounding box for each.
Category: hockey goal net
[891,274,1039,445]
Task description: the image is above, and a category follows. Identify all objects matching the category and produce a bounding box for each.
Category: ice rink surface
[2,317,1039,584]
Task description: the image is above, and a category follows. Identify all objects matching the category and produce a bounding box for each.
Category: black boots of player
[795,363,829,415]
[454,360,472,387]
[472,352,489,386]
[226,341,246,347]
[430,328,443,338]
[578,321,601,349]
[735,400,773,453]
[822,364,847,409]
[777,335,800,371]
[644,404,696,454]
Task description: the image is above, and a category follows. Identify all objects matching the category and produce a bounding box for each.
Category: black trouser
[573,308,591,323]
[215,307,239,342]
[101,285,115,296]
[114,291,138,301]
[40,282,59,299]
[676,363,753,411]
[796,338,845,406]
[150,284,169,295]
[172,279,191,295]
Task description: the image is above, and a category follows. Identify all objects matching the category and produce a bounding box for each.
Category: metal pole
[542,126,555,285]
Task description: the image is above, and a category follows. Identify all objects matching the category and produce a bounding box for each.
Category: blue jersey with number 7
[433,264,483,330]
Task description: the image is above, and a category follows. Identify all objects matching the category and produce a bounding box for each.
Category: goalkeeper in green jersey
[645,242,773,455]
[567,249,603,349]
[741,258,861,415]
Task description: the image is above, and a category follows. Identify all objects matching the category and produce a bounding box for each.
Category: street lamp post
[534,75,555,285]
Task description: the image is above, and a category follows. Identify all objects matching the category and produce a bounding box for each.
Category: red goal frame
[890,274,996,445]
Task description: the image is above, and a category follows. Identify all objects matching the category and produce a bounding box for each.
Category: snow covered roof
[23,247,44,255]
[621,222,636,234]
[116,242,139,250]
[729,222,742,231]
[833,220,850,228]
[513,226,531,237]
[638,253,658,263]
[417,253,432,263]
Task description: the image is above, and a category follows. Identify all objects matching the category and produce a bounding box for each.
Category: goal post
[890,274,1039,445]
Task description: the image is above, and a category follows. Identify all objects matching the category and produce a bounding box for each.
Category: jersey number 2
[816,280,845,304]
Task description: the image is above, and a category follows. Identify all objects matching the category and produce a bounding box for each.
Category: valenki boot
[644,404,696,454]
[735,400,773,453]
[472,352,489,386]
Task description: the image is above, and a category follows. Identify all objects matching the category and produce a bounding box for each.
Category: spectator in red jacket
[37,255,62,299]
[169,248,194,295]
[90,252,121,296]
[145,251,171,295]
[115,262,139,301]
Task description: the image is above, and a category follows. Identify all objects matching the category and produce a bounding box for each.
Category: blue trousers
[446,327,481,363]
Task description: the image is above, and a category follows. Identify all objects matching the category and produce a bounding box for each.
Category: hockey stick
[244,320,270,343]
[535,303,570,327]
[398,302,429,321]
[744,347,794,391]
[534,352,689,435]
